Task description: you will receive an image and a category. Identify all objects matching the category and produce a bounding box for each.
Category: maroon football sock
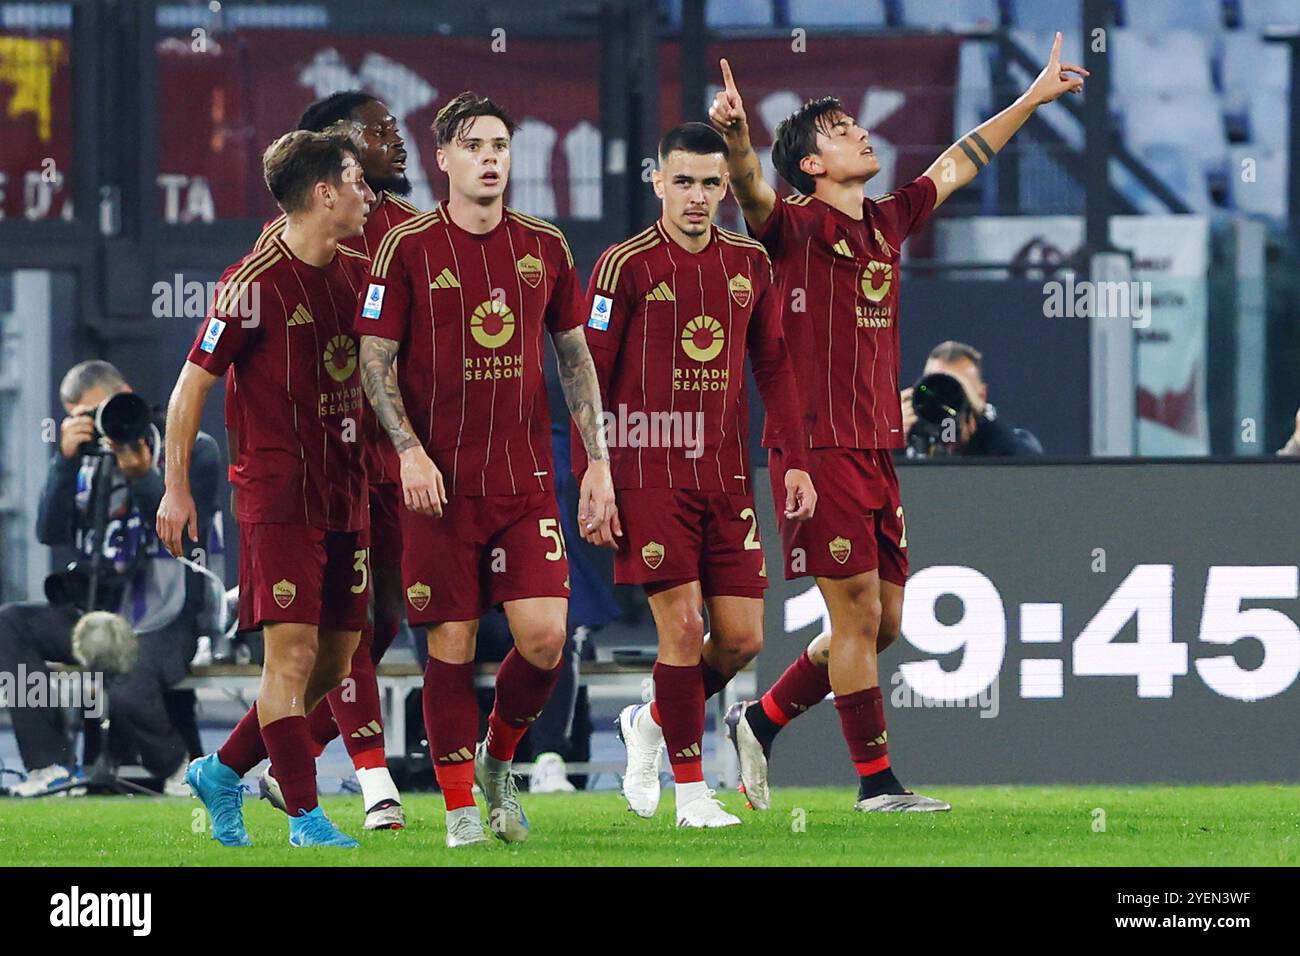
[424,657,478,810]
[761,651,832,725]
[486,649,561,762]
[216,702,267,776]
[699,659,731,700]
[834,686,890,776]
[654,661,705,784]
[321,632,385,768]
[260,715,318,816]
[305,705,336,758]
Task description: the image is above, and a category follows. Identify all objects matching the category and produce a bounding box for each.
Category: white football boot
[445,805,489,847]
[615,703,663,817]
[474,742,530,843]
[854,791,952,812]
[676,788,742,828]
[724,701,771,810]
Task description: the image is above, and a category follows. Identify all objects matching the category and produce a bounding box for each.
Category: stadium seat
[1121,0,1223,32]
[1240,0,1300,29]
[900,0,1000,30]
[1010,0,1080,33]
[706,0,771,27]
[1120,90,1229,177]
[1247,92,1289,151]
[1221,30,1291,95]
[1112,29,1214,94]
[786,0,888,28]
[1228,144,1288,219]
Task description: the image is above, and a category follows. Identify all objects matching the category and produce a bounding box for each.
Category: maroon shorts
[400,492,570,624]
[238,523,371,630]
[368,481,404,568]
[615,487,767,598]
[768,447,908,585]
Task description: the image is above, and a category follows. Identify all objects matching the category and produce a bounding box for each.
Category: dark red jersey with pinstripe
[750,176,937,450]
[187,235,370,531]
[356,201,583,497]
[256,191,420,485]
[575,221,807,494]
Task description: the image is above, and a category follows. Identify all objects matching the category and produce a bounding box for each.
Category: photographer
[901,341,1043,458]
[0,360,221,796]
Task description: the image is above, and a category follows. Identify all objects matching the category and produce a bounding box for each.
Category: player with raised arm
[157,130,375,847]
[708,36,1086,812]
[578,123,815,827]
[252,92,417,832]
[356,92,617,848]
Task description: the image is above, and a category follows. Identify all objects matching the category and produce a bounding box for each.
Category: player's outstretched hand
[784,468,817,522]
[708,58,749,137]
[399,444,446,518]
[157,486,198,557]
[578,460,620,548]
[1026,32,1087,105]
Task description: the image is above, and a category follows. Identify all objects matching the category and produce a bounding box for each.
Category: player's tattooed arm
[359,334,418,454]
[553,326,621,547]
[708,57,776,234]
[362,334,446,517]
[552,326,609,462]
[924,32,1086,209]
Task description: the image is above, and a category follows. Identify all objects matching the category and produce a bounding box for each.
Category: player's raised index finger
[1049,31,1061,62]
[720,57,737,94]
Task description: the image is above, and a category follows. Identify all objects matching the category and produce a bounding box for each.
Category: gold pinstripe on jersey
[371,208,443,278]
[214,245,283,316]
[595,226,660,292]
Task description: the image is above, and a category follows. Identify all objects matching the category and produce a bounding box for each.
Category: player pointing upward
[709,36,1085,812]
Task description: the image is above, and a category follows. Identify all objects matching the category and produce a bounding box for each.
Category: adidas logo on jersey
[832,239,854,258]
[287,304,314,326]
[645,281,675,302]
[429,268,460,290]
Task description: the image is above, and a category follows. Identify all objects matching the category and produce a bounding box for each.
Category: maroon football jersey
[575,221,807,494]
[357,202,583,497]
[188,235,370,531]
[257,191,420,485]
[751,176,936,450]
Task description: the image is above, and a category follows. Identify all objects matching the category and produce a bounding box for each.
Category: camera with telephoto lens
[76,392,153,458]
[907,371,971,455]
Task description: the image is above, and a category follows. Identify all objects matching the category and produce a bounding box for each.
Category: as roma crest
[272,579,296,609]
[728,274,752,308]
[641,541,665,570]
[828,536,852,565]
[516,253,544,289]
[406,582,431,612]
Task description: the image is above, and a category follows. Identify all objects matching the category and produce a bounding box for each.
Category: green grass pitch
[1,785,1296,866]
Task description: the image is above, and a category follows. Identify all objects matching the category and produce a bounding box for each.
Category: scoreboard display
[757,461,1300,785]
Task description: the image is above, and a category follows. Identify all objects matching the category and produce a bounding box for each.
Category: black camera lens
[95,392,152,445]
[911,371,969,430]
